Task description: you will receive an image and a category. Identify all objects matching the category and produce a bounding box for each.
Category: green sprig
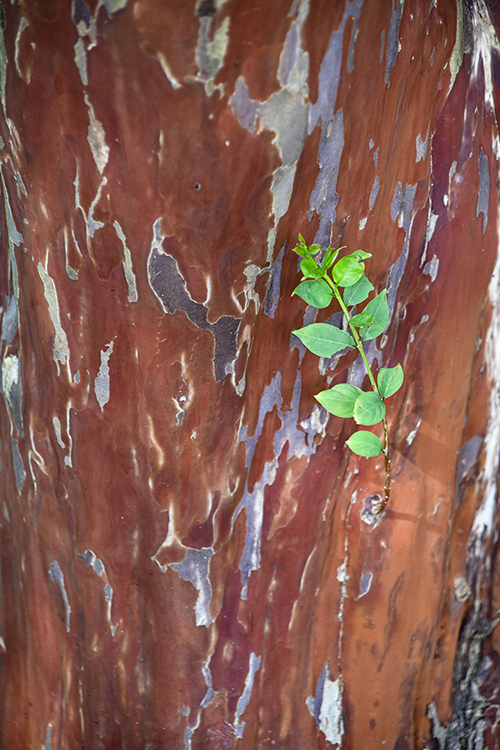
[291,235,403,513]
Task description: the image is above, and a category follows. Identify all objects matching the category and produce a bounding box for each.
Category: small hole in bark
[194,183,201,190]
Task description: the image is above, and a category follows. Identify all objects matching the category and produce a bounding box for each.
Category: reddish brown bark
[1,1,500,748]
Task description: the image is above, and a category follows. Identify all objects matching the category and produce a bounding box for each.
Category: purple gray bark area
[1,1,500,748]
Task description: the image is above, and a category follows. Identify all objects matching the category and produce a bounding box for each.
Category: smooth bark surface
[1,1,500,748]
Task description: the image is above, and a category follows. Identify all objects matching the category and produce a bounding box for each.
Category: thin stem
[324,274,391,512]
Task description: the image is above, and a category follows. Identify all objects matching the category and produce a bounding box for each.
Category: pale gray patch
[14,17,29,80]
[2,171,23,298]
[309,1,362,131]
[373,147,379,166]
[416,128,429,162]
[319,675,344,744]
[37,263,70,375]
[78,549,104,577]
[358,571,373,598]
[309,110,343,243]
[170,548,214,627]
[77,549,114,627]
[430,47,435,66]
[346,0,363,73]
[263,243,285,318]
[449,159,457,186]
[385,0,404,86]
[74,38,88,86]
[114,220,138,303]
[278,21,299,87]
[52,416,65,449]
[457,436,482,483]
[307,664,344,745]
[1,295,18,344]
[14,172,27,197]
[386,238,410,318]
[94,341,113,409]
[195,15,230,94]
[42,724,53,750]
[48,561,71,633]
[369,174,379,211]
[230,77,258,132]
[269,165,296,228]
[1,353,23,434]
[157,53,181,90]
[380,29,385,63]
[235,652,261,738]
[259,88,308,166]
[235,467,269,598]
[201,664,215,707]
[306,662,328,724]
[0,26,6,116]
[148,242,240,381]
[423,254,439,282]
[98,0,128,16]
[11,438,25,493]
[84,94,109,174]
[239,373,282,472]
[421,207,439,267]
[3,502,10,522]
[369,138,374,150]
[477,148,490,233]
[391,181,416,232]
[386,182,416,316]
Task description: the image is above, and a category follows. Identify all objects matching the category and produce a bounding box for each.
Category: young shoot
[291,234,403,513]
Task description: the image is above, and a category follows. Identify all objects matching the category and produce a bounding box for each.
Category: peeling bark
[1,1,500,748]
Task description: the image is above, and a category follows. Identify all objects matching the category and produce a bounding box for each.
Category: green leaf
[323,246,339,270]
[352,250,372,261]
[359,290,389,340]
[378,363,404,399]
[346,430,383,457]
[293,278,334,308]
[349,312,373,327]
[332,255,365,287]
[293,234,309,257]
[353,391,386,425]
[343,275,374,306]
[300,257,323,279]
[293,323,355,357]
[315,383,362,418]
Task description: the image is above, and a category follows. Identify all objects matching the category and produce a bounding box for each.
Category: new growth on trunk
[291,235,403,513]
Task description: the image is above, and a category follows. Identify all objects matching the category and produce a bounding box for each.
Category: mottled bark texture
[1,0,500,748]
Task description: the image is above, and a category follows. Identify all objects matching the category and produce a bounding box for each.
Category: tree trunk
[1,0,500,748]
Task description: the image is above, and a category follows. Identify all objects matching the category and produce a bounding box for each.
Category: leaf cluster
[291,234,403,458]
